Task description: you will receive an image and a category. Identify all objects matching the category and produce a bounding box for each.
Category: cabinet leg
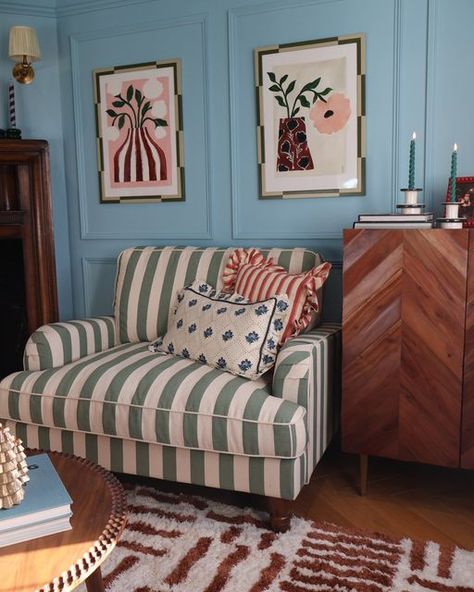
[86,566,105,592]
[360,454,368,496]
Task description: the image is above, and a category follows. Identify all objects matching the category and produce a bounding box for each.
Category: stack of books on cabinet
[0,453,72,548]
[353,212,434,229]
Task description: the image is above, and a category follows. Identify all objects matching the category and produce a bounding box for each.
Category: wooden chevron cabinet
[342,229,474,475]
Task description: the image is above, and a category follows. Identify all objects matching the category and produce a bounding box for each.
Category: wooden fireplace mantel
[0,140,58,334]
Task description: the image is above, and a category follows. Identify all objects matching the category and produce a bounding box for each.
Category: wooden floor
[131,446,474,550]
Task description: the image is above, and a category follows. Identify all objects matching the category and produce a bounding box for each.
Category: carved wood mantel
[0,139,58,341]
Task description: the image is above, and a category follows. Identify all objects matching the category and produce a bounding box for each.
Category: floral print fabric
[148,281,289,380]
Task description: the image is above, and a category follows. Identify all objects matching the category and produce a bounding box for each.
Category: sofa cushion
[114,246,322,344]
[149,281,289,379]
[223,248,331,344]
[0,343,307,459]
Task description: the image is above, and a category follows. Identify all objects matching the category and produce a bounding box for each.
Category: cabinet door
[342,229,467,468]
[461,230,474,469]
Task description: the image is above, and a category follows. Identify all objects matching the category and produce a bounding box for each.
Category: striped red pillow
[222,248,331,344]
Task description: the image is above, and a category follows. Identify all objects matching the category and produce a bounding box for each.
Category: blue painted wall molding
[68,12,213,241]
[227,0,416,241]
[0,1,55,17]
[81,257,117,317]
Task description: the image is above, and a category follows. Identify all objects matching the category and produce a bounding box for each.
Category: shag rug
[95,485,474,592]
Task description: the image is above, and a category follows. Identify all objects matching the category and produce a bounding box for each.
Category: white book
[353,221,434,229]
[0,454,72,533]
[358,213,434,222]
[0,514,72,548]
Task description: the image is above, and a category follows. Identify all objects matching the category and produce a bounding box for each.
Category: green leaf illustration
[279,74,288,85]
[319,87,332,95]
[154,118,168,127]
[126,84,133,101]
[269,84,281,92]
[142,101,151,114]
[135,88,143,106]
[267,72,276,83]
[112,100,125,108]
[285,80,296,96]
[106,109,118,117]
[118,114,125,129]
[293,106,300,116]
[275,95,286,108]
[299,95,311,108]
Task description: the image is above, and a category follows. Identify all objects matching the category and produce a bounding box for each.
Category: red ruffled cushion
[222,248,331,344]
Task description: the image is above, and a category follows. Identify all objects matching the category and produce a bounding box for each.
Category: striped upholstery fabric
[114,246,322,344]
[223,250,331,344]
[23,317,116,371]
[272,324,341,482]
[0,343,307,459]
[3,421,305,500]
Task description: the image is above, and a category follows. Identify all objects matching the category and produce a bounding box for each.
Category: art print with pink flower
[94,60,184,203]
[256,35,365,198]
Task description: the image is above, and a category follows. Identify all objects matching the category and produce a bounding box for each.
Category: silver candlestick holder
[397,188,424,214]
[437,202,465,229]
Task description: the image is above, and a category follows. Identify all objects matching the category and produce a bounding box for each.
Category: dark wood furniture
[0,140,58,377]
[0,451,127,592]
[341,229,474,492]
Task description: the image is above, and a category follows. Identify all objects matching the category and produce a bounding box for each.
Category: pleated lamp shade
[9,26,41,62]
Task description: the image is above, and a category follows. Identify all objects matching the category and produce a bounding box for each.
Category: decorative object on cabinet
[6,82,21,139]
[398,132,424,214]
[94,60,185,203]
[8,26,41,85]
[445,176,474,228]
[255,34,365,199]
[342,228,474,494]
[0,140,58,378]
[438,144,465,229]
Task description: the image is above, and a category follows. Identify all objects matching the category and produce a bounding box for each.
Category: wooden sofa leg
[267,497,292,532]
[360,453,368,496]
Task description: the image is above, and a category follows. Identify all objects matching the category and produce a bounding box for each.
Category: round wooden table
[0,451,127,592]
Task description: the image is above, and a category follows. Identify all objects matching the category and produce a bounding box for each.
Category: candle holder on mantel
[437,202,466,229]
[397,188,424,214]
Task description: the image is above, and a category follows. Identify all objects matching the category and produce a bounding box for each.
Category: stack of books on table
[353,212,434,229]
[0,453,72,548]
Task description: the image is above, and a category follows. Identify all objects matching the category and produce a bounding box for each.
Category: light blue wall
[3,0,474,323]
[0,1,73,319]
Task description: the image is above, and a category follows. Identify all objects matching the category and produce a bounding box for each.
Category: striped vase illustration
[113,127,167,183]
[106,83,169,184]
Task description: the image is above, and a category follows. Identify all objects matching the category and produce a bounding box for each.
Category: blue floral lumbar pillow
[148,281,289,379]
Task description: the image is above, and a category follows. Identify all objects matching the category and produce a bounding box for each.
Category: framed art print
[446,176,474,227]
[255,34,365,199]
[94,60,184,203]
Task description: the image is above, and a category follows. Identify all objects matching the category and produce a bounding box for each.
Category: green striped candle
[408,132,416,190]
[450,143,458,202]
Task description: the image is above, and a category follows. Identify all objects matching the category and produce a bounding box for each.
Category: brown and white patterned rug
[97,484,474,592]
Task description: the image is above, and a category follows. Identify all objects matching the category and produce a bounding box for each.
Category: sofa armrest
[24,316,117,371]
[272,323,341,481]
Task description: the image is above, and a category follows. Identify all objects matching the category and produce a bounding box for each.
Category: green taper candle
[450,143,458,202]
[408,132,416,190]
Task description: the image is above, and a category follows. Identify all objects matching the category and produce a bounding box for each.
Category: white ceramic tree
[0,424,28,509]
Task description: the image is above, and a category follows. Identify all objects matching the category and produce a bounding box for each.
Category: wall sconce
[8,26,41,85]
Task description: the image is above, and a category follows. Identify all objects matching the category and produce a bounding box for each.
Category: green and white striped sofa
[0,246,340,514]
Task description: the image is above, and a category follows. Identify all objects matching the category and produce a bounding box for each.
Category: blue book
[0,453,72,533]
